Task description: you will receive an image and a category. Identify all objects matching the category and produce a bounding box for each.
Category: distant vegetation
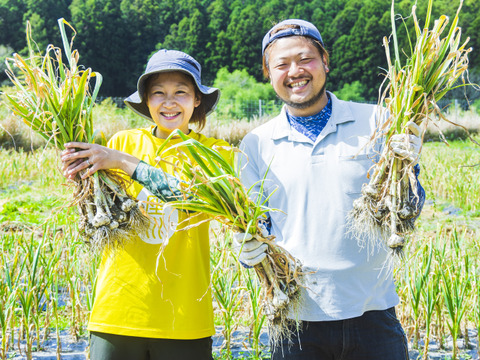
[0,0,479,102]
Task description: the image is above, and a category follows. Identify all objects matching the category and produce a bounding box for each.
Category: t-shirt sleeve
[131,160,185,202]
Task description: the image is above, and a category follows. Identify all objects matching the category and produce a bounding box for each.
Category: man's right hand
[233,225,269,267]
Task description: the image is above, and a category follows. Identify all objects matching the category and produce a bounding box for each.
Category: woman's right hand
[61,142,140,180]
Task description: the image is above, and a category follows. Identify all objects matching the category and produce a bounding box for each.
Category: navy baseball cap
[125,49,220,120]
[262,19,324,55]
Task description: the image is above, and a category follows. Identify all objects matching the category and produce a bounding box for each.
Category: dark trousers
[271,307,409,360]
[89,331,213,360]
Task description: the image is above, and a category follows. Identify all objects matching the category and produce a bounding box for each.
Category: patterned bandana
[287,95,332,142]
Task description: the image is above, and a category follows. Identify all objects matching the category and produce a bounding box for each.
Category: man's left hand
[390,121,424,165]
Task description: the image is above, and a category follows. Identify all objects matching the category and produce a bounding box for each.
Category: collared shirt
[240,92,400,321]
[285,94,423,215]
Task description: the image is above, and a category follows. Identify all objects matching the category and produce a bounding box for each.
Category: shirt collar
[272,91,356,141]
[287,95,332,124]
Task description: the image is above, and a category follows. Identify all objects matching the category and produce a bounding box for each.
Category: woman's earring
[325,65,330,73]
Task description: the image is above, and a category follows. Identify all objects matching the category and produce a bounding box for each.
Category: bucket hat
[124,49,220,120]
[262,19,324,55]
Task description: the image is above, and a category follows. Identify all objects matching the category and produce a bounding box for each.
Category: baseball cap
[262,19,324,55]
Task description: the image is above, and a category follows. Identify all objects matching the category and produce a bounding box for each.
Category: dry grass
[0,111,45,150]
[425,107,480,142]
[90,98,150,142]
[202,115,272,146]
[0,99,270,150]
[0,95,150,150]
[2,95,480,150]
[0,87,45,150]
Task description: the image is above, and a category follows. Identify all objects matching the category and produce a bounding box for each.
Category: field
[1,100,480,360]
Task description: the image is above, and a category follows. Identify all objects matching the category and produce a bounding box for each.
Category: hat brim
[124,68,220,121]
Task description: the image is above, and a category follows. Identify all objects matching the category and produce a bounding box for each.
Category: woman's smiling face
[146,71,201,139]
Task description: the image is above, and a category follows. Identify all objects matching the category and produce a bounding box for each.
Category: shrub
[333,81,366,102]
[213,68,280,120]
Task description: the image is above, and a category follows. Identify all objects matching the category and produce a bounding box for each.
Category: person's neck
[153,126,191,139]
[286,92,329,118]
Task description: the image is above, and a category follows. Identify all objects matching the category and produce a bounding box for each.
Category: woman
[62,49,231,360]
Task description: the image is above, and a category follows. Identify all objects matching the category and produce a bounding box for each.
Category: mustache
[286,76,311,85]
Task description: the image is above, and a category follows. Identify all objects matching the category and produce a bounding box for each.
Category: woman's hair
[262,24,330,79]
[143,72,207,130]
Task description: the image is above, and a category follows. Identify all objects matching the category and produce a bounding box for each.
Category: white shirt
[239,92,399,321]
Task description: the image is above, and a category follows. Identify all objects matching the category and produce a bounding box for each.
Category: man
[236,19,424,359]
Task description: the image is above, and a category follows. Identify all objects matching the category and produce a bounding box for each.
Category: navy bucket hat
[262,19,324,55]
[124,49,220,120]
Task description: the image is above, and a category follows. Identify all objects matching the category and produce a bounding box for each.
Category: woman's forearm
[132,161,185,202]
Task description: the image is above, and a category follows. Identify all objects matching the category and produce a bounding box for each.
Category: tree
[22,0,72,52]
[70,0,133,95]
[333,81,366,102]
[0,0,27,52]
[204,0,233,74]
[0,44,13,85]
[0,0,477,100]
[119,0,173,92]
[213,67,278,118]
[226,3,266,80]
[162,11,208,66]
[456,0,480,76]
[158,1,214,80]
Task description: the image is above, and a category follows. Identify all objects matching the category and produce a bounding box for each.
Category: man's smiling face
[267,36,329,117]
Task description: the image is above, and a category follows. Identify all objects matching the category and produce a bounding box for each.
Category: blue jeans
[271,307,409,360]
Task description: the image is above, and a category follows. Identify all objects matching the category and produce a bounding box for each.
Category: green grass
[421,138,480,214]
[0,148,73,227]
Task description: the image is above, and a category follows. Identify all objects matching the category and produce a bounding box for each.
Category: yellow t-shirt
[87,126,231,339]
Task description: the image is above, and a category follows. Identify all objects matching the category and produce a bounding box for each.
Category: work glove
[390,121,424,165]
[233,224,269,267]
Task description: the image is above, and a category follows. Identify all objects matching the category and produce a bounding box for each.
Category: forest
[0,0,479,100]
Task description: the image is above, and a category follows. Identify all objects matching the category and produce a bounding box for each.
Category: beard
[277,80,326,110]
